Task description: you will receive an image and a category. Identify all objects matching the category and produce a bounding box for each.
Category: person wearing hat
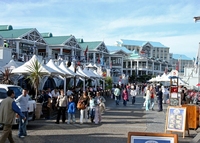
[3,40,9,48]
[130,85,137,104]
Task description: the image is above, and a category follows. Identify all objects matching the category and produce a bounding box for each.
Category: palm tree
[26,60,43,99]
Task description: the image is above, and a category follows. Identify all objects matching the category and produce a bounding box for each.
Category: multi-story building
[171,54,193,73]
[116,39,170,76]
[0,24,194,85]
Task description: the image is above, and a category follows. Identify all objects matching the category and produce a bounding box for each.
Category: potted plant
[0,67,14,84]
[26,60,43,119]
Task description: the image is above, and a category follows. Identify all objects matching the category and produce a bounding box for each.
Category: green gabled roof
[128,50,141,59]
[0,25,13,31]
[43,36,71,45]
[78,41,102,50]
[41,32,53,38]
[0,28,33,38]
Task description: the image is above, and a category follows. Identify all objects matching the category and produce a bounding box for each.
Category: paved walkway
[1,94,200,143]
[106,94,199,143]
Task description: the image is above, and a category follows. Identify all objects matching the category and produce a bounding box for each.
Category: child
[89,95,95,123]
[67,96,76,124]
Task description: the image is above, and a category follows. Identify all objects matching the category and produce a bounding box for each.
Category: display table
[182,104,199,129]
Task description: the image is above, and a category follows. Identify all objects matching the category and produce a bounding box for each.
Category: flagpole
[198,42,200,92]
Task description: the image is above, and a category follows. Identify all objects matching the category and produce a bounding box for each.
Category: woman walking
[94,92,106,124]
[55,89,68,124]
[150,85,155,110]
[78,91,89,124]
[145,85,151,111]
[122,88,128,106]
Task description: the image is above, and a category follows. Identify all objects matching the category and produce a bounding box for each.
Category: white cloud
[0,0,200,59]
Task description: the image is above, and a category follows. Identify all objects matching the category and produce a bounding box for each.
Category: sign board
[170,70,179,77]
[165,106,189,138]
[127,132,178,143]
[169,86,179,106]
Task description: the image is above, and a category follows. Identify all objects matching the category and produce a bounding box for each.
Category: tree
[26,60,43,99]
[0,68,13,84]
[105,76,112,90]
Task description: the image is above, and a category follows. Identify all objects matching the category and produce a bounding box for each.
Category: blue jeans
[151,98,155,109]
[68,113,75,124]
[123,99,127,106]
[18,111,28,137]
[90,108,95,122]
[115,96,119,105]
[145,100,150,111]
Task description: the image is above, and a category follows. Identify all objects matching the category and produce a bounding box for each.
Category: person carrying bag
[55,89,68,124]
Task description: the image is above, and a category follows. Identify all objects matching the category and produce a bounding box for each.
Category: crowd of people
[36,86,106,125]
[111,83,170,112]
[2,81,197,143]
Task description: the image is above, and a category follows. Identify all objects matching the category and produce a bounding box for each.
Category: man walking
[157,87,163,112]
[114,85,120,105]
[15,88,29,138]
[0,90,26,143]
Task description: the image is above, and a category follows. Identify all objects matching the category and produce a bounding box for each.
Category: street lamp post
[194,16,200,22]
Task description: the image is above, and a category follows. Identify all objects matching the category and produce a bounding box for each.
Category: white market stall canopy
[77,66,90,78]
[11,55,59,75]
[59,62,77,77]
[83,68,96,78]
[4,59,19,70]
[46,59,66,76]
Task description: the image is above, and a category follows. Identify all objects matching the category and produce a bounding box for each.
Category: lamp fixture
[194,16,200,22]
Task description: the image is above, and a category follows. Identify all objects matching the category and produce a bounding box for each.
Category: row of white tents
[1,55,104,94]
[148,72,188,86]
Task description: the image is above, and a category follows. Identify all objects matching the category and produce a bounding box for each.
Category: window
[0,88,7,99]
[8,86,22,99]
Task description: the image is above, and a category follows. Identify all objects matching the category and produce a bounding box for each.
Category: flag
[100,57,104,66]
[84,45,88,56]
[140,50,145,57]
[98,55,100,64]
[175,60,179,71]
[164,67,168,74]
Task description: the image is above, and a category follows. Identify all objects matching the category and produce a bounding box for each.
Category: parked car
[0,84,36,128]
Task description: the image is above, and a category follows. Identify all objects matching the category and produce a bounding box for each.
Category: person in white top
[136,85,139,95]
[145,85,151,111]
[130,86,137,104]
[51,87,59,98]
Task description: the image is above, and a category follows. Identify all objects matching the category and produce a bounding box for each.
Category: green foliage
[105,77,112,90]
[0,68,13,84]
[26,60,43,99]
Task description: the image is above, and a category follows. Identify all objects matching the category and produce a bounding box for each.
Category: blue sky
[0,0,200,58]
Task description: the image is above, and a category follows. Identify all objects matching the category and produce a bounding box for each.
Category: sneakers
[19,136,25,138]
